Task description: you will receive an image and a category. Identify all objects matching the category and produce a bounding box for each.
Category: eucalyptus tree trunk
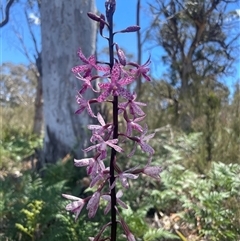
[32,54,43,136]
[32,74,43,135]
[41,0,97,164]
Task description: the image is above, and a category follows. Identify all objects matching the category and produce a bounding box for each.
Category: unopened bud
[87,12,101,22]
[100,14,106,35]
[115,44,126,66]
[120,25,141,33]
[100,14,105,28]
[143,166,162,179]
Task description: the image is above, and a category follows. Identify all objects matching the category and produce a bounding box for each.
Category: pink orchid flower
[83,135,123,159]
[74,156,105,177]
[123,110,145,136]
[142,165,162,180]
[88,113,113,141]
[101,190,128,214]
[128,124,155,157]
[118,92,146,117]
[72,48,109,76]
[76,74,100,94]
[87,191,101,218]
[75,93,97,117]
[62,194,86,221]
[97,63,134,102]
[128,56,151,82]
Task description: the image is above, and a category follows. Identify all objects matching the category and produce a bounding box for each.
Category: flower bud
[120,25,141,33]
[143,166,162,179]
[100,14,106,34]
[87,191,101,218]
[87,12,101,22]
[115,44,126,66]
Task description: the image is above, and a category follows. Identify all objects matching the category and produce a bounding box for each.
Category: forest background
[1,0,240,240]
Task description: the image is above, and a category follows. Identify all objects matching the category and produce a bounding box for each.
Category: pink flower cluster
[62,2,161,240]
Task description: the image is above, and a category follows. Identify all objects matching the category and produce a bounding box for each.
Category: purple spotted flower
[118,171,138,189]
[112,163,139,189]
[142,165,162,179]
[89,166,110,188]
[72,48,109,76]
[102,190,128,214]
[118,92,146,117]
[74,155,105,177]
[87,191,101,218]
[76,74,100,94]
[115,43,126,66]
[128,56,151,82]
[88,112,113,141]
[83,134,123,160]
[123,110,145,136]
[62,194,87,221]
[97,63,134,102]
[75,94,98,117]
[128,124,155,157]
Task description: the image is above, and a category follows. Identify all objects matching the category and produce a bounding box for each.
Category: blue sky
[0,0,167,81]
[1,1,151,63]
[1,0,239,90]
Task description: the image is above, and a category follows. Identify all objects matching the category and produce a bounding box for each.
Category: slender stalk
[110,96,118,241]
[107,3,117,240]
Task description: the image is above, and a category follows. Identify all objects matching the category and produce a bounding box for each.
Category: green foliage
[1,62,41,173]
[0,103,42,179]
[117,131,240,241]
[119,201,179,241]
[0,124,42,180]
[151,134,240,240]
[143,229,179,241]
[122,206,149,238]
[0,161,107,241]
[15,200,44,239]
[1,127,42,162]
[0,63,37,107]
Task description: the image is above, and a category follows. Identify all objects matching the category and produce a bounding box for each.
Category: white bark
[41,0,97,164]
[33,75,43,135]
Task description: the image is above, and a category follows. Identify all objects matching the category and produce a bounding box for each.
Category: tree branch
[24,9,40,56]
[0,0,15,28]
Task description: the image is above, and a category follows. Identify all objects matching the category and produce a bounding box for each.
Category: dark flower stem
[107,3,117,241]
